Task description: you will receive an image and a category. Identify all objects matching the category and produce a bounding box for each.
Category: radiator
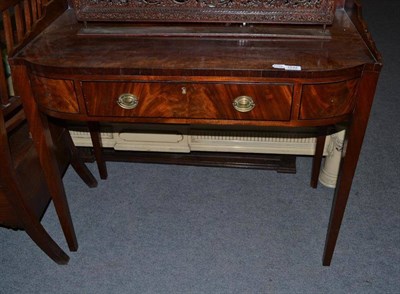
[70,125,344,188]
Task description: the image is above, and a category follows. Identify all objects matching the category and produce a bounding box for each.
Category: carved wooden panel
[72,0,335,25]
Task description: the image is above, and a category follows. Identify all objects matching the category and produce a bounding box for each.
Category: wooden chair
[0,99,72,263]
[0,0,97,264]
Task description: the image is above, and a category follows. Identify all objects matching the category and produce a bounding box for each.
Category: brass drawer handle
[232,95,255,112]
[117,93,139,110]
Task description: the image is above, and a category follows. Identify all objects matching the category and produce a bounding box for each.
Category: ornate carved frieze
[72,0,335,25]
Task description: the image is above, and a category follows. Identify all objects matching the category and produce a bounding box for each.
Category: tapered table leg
[88,122,108,180]
[311,134,326,188]
[63,128,98,187]
[323,70,380,266]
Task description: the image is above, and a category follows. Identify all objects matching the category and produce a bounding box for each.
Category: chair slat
[30,0,38,22]
[37,0,42,18]
[2,10,15,54]
[14,4,26,43]
[23,0,32,33]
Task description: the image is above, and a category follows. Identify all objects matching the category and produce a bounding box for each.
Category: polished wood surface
[13,64,80,253]
[1,0,97,263]
[323,69,380,265]
[12,7,376,128]
[300,79,359,119]
[9,0,382,265]
[0,107,70,264]
[16,9,375,76]
[81,81,293,121]
[1,0,69,264]
[31,75,80,114]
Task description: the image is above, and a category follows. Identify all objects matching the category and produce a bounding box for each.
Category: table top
[15,8,377,78]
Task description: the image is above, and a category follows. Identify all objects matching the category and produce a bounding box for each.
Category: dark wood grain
[311,134,327,188]
[82,81,293,121]
[1,101,70,264]
[83,82,188,118]
[323,69,380,266]
[1,0,68,56]
[87,121,108,179]
[10,0,383,266]
[15,9,374,77]
[189,83,293,121]
[12,64,79,253]
[300,79,359,119]
[31,75,80,113]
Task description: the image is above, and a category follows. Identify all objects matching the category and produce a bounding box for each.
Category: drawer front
[83,81,293,121]
[83,82,188,118]
[30,75,79,114]
[300,79,359,120]
[189,83,293,121]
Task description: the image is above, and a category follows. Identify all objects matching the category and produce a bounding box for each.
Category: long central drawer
[82,81,293,121]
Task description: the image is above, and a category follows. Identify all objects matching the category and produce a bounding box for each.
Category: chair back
[0,0,68,228]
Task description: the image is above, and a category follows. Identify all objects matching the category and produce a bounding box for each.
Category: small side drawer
[300,79,359,120]
[82,82,188,118]
[189,83,293,121]
[30,75,79,114]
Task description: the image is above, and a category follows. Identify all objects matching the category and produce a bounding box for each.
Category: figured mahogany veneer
[83,82,188,118]
[32,76,359,124]
[300,79,359,119]
[31,76,80,114]
[82,81,293,121]
[188,83,293,120]
[9,0,382,266]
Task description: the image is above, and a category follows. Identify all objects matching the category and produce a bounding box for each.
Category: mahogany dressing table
[8,0,382,265]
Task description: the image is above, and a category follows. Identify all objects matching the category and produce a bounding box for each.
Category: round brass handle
[232,95,255,112]
[117,93,139,110]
